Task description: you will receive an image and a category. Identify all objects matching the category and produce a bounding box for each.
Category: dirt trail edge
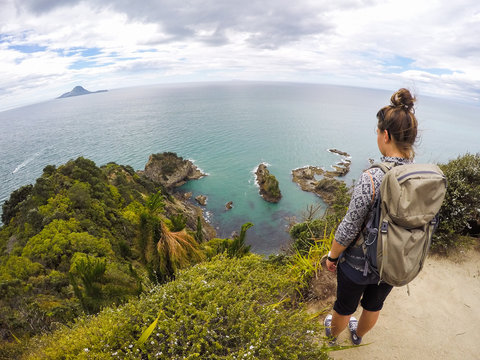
[320,249,480,360]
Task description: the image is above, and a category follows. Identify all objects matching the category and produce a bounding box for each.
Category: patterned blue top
[335,156,413,274]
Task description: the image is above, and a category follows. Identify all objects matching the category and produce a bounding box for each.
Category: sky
[1,0,479,111]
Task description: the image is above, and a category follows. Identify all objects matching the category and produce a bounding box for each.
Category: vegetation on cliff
[25,255,328,359]
[0,155,217,357]
[435,153,480,250]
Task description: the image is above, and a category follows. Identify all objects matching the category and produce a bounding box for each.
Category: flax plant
[157,222,205,280]
[289,225,335,291]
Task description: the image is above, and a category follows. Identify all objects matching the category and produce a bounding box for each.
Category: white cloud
[0,0,479,111]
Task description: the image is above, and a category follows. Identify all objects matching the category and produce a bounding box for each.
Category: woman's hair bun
[390,88,416,112]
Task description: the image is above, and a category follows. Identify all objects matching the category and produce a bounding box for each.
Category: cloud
[15,0,346,48]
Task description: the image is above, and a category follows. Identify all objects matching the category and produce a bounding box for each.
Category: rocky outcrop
[325,159,351,177]
[292,148,350,205]
[170,193,216,240]
[195,195,207,206]
[326,149,351,177]
[292,167,345,206]
[292,166,325,192]
[225,201,233,210]
[255,164,282,203]
[139,152,206,189]
[328,148,350,157]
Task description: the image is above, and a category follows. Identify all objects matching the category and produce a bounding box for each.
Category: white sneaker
[348,316,362,345]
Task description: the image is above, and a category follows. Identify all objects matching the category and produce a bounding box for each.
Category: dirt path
[316,249,480,360]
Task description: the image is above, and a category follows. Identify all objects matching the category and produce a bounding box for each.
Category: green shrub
[265,174,281,198]
[1,185,33,224]
[434,153,480,250]
[26,255,329,360]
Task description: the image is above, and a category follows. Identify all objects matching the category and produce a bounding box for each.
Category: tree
[228,223,253,258]
[169,213,186,232]
[1,185,33,224]
[195,216,204,243]
[69,254,107,313]
[156,222,204,282]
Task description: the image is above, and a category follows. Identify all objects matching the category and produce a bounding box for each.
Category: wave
[187,158,210,176]
[12,146,55,174]
[12,151,42,174]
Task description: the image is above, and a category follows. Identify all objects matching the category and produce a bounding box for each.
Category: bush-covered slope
[0,156,211,351]
[26,255,329,359]
[435,153,480,249]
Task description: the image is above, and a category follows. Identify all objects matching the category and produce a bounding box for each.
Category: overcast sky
[1,0,479,111]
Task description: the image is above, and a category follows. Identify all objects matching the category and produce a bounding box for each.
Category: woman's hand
[326,258,337,272]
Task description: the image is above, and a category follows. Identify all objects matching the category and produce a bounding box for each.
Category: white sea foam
[203,210,213,223]
[251,162,271,188]
[187,158,210,176]
[12,151,42,174]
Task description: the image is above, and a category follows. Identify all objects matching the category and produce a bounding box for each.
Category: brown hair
[377,88,418,158]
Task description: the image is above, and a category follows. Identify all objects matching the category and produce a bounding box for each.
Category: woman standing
[324,88,419,345]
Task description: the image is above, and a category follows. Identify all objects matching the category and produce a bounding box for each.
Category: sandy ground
[317,249,480,360]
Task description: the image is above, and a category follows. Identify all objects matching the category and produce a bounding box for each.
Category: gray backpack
[363,162,447,286]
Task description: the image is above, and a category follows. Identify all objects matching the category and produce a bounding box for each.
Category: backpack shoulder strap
[369,161,396,174]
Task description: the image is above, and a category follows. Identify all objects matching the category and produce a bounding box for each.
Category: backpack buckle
[380,221,388,233]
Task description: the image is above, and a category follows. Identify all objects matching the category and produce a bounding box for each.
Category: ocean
[0,82,478,254]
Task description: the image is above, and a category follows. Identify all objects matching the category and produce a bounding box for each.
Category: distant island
[57,85,108,99]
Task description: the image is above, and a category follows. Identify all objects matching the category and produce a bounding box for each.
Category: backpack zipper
[397,170,444,182]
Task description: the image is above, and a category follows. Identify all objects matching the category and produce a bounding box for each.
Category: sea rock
[328,148,351,157]
[183,192,193,200]
[325,148,351,177]
[225,201,233,210]
[139,152,206,189]
[292,165,345,205]
[291,166,325,191]
[255,164,282,203]
[195,195,207,206]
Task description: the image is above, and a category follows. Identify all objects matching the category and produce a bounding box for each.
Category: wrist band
[327,251,338,262]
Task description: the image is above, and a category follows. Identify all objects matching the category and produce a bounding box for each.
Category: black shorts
[333,264,393,315]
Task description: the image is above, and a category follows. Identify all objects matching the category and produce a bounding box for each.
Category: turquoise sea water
[0,82,478,253]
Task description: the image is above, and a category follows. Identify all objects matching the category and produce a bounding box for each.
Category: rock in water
[325,148,351,177]
[291,150,349,205]
[139,152,206,189]
[225,201,233,210]
[255,164,282,203]
[195,195,207,206]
